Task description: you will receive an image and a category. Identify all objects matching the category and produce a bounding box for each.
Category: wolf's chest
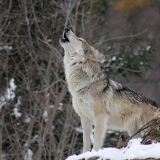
[72,95,95,120]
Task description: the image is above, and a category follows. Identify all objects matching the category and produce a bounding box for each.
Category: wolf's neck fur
[63,54,106,95]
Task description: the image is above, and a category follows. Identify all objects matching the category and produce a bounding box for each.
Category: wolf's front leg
[81,117,92,152]
[93,114,107,151]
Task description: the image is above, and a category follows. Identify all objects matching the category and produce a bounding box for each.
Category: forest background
[0,0,160,159]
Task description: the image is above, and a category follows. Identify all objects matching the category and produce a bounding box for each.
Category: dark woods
[0,0,160,159]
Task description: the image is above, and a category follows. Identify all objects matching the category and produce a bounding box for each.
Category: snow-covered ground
[67,138,160,160]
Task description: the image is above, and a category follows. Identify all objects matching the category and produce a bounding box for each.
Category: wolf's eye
[78,38,82,41]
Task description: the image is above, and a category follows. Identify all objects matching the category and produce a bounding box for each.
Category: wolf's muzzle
[60,28,70,43]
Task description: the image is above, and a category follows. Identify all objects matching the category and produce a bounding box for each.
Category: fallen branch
[117,116,160,149]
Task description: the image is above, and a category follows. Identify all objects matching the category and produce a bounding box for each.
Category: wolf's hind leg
[81,117,92,152]
[128,129,141,138]
[128,122,142,138]
[93,114,107,151]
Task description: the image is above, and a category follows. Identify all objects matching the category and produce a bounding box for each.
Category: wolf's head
[59,29,104,63]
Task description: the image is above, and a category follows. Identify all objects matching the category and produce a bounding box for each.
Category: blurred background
[0,0,160,159]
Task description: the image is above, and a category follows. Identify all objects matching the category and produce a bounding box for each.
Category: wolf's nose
[65,28,70,32]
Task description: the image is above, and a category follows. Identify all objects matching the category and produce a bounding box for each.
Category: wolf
[59,28,159,152]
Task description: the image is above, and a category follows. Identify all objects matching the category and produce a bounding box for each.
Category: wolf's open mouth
[60,29,70,43]
[64,32,69,41]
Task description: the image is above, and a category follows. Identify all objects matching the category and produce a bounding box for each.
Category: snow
[140,61,144,65]
[49,105,54,108]
[0,97,6,110]
[12,107,22,118]
[31,135,39,143]
[47,39,52,43]
[76,127,83,133]
[0,45,12,50]
[25,115,31,123]
[67,138,160,160]
[58,103,63,111]
[52,125,55,130]
[15,96,21,107]
[111,56,116,61]
[43,109,48,122]
[90,129,95,145]
[6,78,17,100]
[0,78,17,110]
[146,45,151,51]
[108,46,112,50]
[24,149,33,160]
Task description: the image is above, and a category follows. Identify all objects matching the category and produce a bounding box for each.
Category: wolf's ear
[94,51,105,62]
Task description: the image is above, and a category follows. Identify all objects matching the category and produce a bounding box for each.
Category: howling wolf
[59,28,159,152]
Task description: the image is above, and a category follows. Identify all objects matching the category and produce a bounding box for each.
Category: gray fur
[60,29,159,152]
